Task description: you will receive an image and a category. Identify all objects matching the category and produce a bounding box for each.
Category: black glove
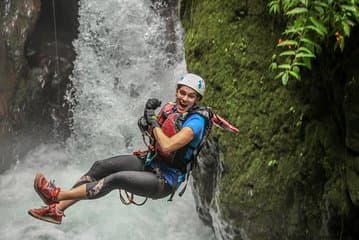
[145,98,161,110]
[144,98,161,128]
[145,109,159,128]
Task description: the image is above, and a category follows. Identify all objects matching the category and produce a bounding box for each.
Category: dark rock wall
[343,26,359,154]
[0,0,41,170]
[0,0,78,171]
[0,0,41,132]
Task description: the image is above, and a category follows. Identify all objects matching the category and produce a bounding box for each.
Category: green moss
[181,0,354,239]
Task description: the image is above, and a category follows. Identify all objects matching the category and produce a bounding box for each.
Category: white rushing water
[0,0,215,239]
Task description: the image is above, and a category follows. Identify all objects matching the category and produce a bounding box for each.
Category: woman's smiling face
[175,85,200,113]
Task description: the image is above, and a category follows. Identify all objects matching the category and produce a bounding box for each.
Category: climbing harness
[119,101,239,205]
[118,117,158,206]
[119,190,148,206]
[136,116,158,166]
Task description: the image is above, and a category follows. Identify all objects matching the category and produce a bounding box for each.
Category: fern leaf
[297,46,313,54]
[277,40,298,47]
[314,6,324,15]
[286,7,308,16]
[288,70,301,80]
[341,5,358,14]
[343,22,351,36]
[293,61,311,69]
[278,64,292,69]
[306,25,325,37]
[275,71,285,79]
[299,0,309,7]
[309,17,328,35]
[313,1,328,8]
[339,36,345,50]
[296,52,316,58]
[284,27,305,34]
[269,62,278,70]
[282,71,289,85]
[300,37,321,49]
[279,50,296,56]
[302,58,312,69]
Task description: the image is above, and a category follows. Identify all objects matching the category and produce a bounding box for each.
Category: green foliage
[268,0,359,84]
[268,159,279,167]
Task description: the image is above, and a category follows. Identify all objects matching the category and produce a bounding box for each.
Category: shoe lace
[47,205,65,217]
[45,180,57,192]
[55,208,65,217]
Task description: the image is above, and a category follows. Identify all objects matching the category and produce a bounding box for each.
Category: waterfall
[0,0,215,239]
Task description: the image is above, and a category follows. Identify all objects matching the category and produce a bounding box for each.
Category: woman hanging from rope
[28,73,239,224]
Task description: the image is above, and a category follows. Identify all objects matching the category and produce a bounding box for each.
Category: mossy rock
[180,0,359,239]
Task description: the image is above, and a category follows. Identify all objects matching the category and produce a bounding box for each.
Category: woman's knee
[85,159,107,177]
[91,159,105,170]
[72,175,96,188]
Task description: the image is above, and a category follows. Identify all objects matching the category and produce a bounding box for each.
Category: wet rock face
[3,0,78,108]
[191,140,240,240]
[0,0,79,171]
[0,0,78,127]
[24,0,78,124]
[0,42,10,119]
[0,0,40,123]
[191,139,221,226]
[0,0,41,171]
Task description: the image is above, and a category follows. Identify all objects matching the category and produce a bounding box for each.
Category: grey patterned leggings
[72,155,172,200]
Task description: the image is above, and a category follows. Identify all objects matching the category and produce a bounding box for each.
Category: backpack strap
[168,171,180,201]
[179,108,213,195]
[178,162,192,197]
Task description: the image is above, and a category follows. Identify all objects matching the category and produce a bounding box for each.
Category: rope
[119,190,148,206]
[51,0,60,77]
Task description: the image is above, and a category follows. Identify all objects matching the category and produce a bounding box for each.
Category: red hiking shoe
[34,173,61,205]
[28,204,64,224]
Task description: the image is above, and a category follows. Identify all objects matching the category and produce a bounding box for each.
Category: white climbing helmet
[177,73,205,97]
